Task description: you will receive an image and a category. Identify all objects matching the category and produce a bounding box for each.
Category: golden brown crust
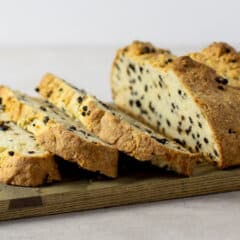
[0,152,60,187]
[112,41,240,169]
[0,86,118,178]
[38,73,198,176]
[189,42,240,87]
[37,125,118,177]
[171,56,240,168]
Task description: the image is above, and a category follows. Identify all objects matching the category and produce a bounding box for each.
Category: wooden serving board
[1,156,240,221]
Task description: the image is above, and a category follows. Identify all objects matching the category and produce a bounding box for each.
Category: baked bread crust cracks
[189,42,240,87]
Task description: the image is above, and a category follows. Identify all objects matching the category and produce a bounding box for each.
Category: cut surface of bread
[37,73,199,176]
[0,117,60,186]
[0,86,118,178]
[111,41,240,169]
[189,42,240,87]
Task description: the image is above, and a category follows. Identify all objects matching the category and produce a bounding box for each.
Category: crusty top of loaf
[117,41,176,68]
[189,42,240,87]
[116,41,240,168]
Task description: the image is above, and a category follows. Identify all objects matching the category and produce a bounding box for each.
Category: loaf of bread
[0,86,118,178]
[189,42,240,87]
[111,41,240,169]
[0,115,60,186]
[36,73,199,176]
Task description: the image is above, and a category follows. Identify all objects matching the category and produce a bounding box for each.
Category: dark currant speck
[198,122,202,128]
[189,117,193,124]
[115,63,120,71]
[129,99,133,106]
[8,151,14,156]
[149,101,155,113]
[152,136,168,144]
[35,87,39,92]
[128,63,136,72]
[28,151,35,154]
[136,100,141,108]
[40,106,47,111]
[144,85,148,92]
[69,125,77,131]
[177,126,182,134]
[185,126,192,135]
[214,149,219,157]
[77,96,83,103]
[82,112,86,116]
[140,46,156,54]
[204,138,209,144]
[228,129,236,134]
[216,77,228,85]
[43,116,50,124]
[0,122,9,131]
[139,66,143,73]
[82,106,88,111]
[166,119,171,127]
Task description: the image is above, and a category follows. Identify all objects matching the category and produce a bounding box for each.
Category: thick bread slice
[189,42,240,87]
[37,73,199,176]
[0,117,60,186]
[0,86,118,178]
[111,41,240,169]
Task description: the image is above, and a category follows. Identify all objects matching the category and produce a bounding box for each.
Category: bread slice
[0,115,60,186]
[37,73,199,176]
[0,86,118,178]
[110,41,240,169]
[189,42,240,87]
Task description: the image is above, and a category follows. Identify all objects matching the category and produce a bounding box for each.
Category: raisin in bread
[36,73,199,176]
[0,117,60,186]
[111,41,240,169]
[189,42,240,87]
[0,86,118,178]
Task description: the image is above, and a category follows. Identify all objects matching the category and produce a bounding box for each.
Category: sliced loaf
[0,86,118,178]
[111,41,240,169]
[189,42,240,87]
[0,116,60,186]
[37,73,199,176]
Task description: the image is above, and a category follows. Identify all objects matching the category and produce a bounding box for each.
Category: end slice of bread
[0,117,60,187]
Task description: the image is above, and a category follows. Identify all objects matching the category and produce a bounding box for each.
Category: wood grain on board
[1,157,240,221]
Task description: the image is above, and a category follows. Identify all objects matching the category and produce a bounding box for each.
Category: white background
[0,0,239,47]
[1,1,240,240]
